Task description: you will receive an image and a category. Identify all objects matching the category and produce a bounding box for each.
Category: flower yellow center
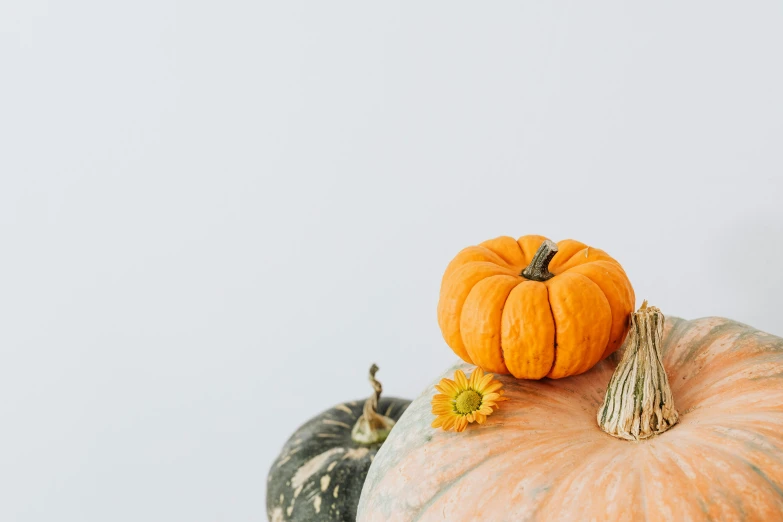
[455,390,481,414]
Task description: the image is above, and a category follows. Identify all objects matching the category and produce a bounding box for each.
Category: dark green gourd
[266,365,410,522]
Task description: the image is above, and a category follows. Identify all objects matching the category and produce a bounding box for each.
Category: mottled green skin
[267,397,410,522]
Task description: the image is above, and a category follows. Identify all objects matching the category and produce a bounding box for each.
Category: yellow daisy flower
[431,367,508,432]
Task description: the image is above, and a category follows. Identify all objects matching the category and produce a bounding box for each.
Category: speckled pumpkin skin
[267,397,410,522]
[358,316,783,522]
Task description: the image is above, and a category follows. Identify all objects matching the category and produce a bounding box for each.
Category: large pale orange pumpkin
[437,235,635,379]
[358,307,783,521]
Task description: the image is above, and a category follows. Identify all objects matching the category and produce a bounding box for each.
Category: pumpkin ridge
[441,246,514,284]
[526,440,628,520]
[516,234,551,264]
[637,455,649,522]
[674,320,745,368]
[664,317,732,364]
[668,323,783,402]
[409,449,514,522]
[554,247,618,273]
[479,236,527,267]
[660,315,690,357]
[698,423,783,458]
[496,282,525,374]
[549,239,588,272]
[643,441,716,518]
[459,274,517,374]
[419,427,602,521]
[734,329,783,354]
[546,273,612,378]
[500,281,555,379]
[680,432,783,516]
[676,353,783,414]
[750,463,783,503]
[564,261,633,360]
[439,261,516,364]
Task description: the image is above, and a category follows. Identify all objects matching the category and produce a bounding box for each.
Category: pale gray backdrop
[2,2,782,521]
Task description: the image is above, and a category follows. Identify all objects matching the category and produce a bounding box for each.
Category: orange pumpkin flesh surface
[437,235,635,379]
[358,314,783,521]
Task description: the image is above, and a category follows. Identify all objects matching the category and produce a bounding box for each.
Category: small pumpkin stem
[598,301,679,441]
[521,240,558,282]
[351,364,396,445]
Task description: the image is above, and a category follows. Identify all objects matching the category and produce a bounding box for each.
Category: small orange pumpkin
[437,235,635,379]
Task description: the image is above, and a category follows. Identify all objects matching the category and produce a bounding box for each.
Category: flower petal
[442,415,457,431]
[466,412,475,423]
[454,370,469,390]
[481,382,504,395]
[469,368,484,388]
[475,412,486,424]
[478,406,494,415]
[455,417,469,432]
[482,393,500,402]
[435,379,459,395]
[477,373,495,391]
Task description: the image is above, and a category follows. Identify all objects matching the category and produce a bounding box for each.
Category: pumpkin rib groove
[494,304,511,373]
[499,436,607,519]
[545,273,612,378]
[529,441,631,520]
[554,247,617,273]
[441,246,514,284]
[670,321,746,373]
[409,450,515,522]
[516,234,550,264]
[675,353,783,412]
[459,275,518,374]
[643,440,717,519]
[637,458,649,522]
[660,316,688,357]
[665,319,738,371]
[496,281,532,376]
[479,236,527,268]
[667,326,777,404]
[565,261,634,360]
[683,432,783,516]
[548,239,587,273]
[699,423,783,465]
[423,429,602,521]
[438,261,517,365]
[500,281,555,379]
[545,284,558,377]
[698,423,783,495]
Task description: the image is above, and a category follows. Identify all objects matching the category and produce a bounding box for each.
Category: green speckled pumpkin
[267,366,410,522]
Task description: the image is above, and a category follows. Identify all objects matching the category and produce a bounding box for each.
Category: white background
[2,2,782,521]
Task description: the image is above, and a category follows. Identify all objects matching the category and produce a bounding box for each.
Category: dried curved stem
[351,364,396,445]
[521,240,558,282]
